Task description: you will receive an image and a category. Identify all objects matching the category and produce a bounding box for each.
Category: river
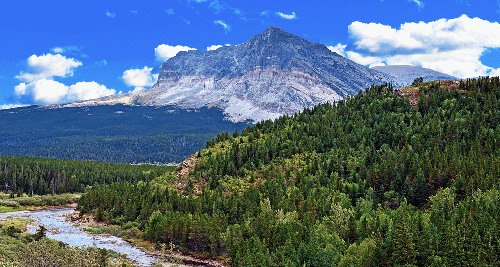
[0,208,160,266]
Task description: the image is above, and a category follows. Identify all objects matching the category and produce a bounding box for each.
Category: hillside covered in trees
[78,77,500,266]
[0,105,249,164]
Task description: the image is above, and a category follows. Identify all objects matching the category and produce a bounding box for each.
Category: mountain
[371,65,457,86]
[130,27,397,122]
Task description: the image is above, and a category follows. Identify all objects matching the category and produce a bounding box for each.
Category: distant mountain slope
[0,105,249,164]
[131,27,397,122]
[371,65,457,86]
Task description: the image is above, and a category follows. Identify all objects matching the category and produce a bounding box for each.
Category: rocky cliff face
[131,27,397,122]
[371,65,457,87]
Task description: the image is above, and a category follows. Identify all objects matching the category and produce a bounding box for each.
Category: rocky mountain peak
[129,28,398,122]
[242,27,326,54]
[247,26,304,44]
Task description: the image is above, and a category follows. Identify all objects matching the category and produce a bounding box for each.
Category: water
[0,208,160,266]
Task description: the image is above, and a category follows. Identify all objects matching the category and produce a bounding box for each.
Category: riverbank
[0,193,80,213]
[0,207,135,266]
[67,210,228,267]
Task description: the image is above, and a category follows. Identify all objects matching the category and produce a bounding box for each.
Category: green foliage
[79,78,500,266]
[412,77,424,86]
[0,222,131,267]
[0,156,172,196]
[0,105,250,164]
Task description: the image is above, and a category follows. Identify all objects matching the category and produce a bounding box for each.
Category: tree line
[0,156,172,196]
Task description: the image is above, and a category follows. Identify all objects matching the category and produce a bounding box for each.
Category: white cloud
[346,51,386,67]
[209,0,227,13]
[15,54,82,82]
[106,10,116,18]
[214,20,231,34]
[14,79,115,104]
[12,53,115,105]
[165,8,175,15]
[122,66,158,91]
[131,10,138,14]
[52,47,64,53]
[50,46,88,58]
[409,0,425,10]
[154,44,197,62]
[233,8,243,16]
[345,15,500,78]
[182,17,191,25]
[207,45,223,51]
[0,104,27,110]
[15,79,69,104]
[275,11,296,20]
[327,43,347,57]
[95,60,107,67]
[260,10,270,17]
[67,82,116,102]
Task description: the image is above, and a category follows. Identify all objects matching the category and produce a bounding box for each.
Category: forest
[77,77,500,266]
[0,156,172,196]
[0,104,249,164]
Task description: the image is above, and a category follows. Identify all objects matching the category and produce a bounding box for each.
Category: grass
[0,206,20,213]
[0,219,32,232]
[0,193,79,213]
[128,238,155,252]
[84,226,104,234]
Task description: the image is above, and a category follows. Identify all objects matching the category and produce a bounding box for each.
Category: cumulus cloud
[276,11,297,20]
[12,53,115,105]
[15,80,69,104]
[344,14,500,78]
[14,80,115,104]
[165,8,175,15]
[327,44,347,57]
[131,10,138,14]
[67,82,116,102]
[154,44,197,62]
[122,66,158,92]
[214,20,231,34]
[207,44,230,51]
[207,45,223,51]
[15,54,82,82]
[106,10,116,18]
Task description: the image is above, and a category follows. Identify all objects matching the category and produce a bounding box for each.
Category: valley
[1,25,499,267]
[2,77,499,266]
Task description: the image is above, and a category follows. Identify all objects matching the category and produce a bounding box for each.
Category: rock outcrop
[371,65,457,87]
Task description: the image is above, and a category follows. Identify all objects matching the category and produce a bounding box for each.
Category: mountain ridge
[132,27,398,122]
[372,65,457,86]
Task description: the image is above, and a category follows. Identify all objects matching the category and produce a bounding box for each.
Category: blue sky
[1,0,500,109]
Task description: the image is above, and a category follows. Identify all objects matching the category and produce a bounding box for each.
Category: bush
[412,77,424,86]
[16,197,43,207]
[0,200,19,208]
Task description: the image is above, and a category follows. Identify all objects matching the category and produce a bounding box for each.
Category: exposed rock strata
[134,27,397,122]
